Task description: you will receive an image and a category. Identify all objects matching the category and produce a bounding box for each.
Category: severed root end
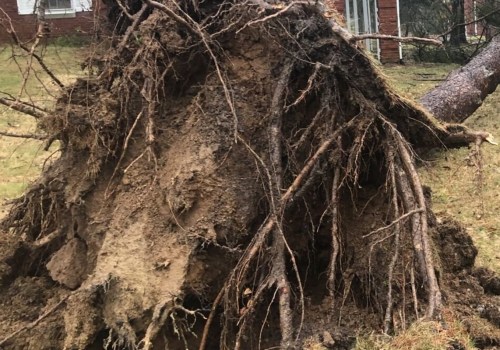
[444,124,498,147]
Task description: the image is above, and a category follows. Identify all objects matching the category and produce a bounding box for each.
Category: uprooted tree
[0,1,500,349]
[421,34,500,123]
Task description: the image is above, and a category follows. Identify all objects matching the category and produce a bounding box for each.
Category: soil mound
[0,1,499,349]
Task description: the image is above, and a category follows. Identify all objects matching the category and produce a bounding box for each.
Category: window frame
[47,0,73,10]
[16,0,93,16]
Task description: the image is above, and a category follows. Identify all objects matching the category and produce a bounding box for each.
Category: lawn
[383,63,500,273]
[0,44,85,216]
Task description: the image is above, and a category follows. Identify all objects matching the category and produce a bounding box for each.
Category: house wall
[377,0,400,63]
[464,0,488,37]
[0,0,103,43]
[332,0,401,63]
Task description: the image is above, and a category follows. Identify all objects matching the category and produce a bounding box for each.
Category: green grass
[381,63,460,100]
[383,63,500,273]
[355,318,475,350]
[0,44,85,204]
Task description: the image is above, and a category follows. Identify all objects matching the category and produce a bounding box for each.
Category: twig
[327,14,442,47]
[349,34,442,46]
[144,0,199,36]
[117,3,149,52]
[286,62,321,111]
[363,208,424,238]
[0,130,46,140]
[115,0,135,20]
[33,229,62,247]
[236,2,308,34]
[268,62,295,348]
[439,7,500,38]
[0,97,47,119]
[0,8,64,88]
[282,116,358,206]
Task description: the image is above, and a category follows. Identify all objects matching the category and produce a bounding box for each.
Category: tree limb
[350,34,442,46]
[439,7,500,38]
[0,130,46,140]
[0,7,64,89]
[0,97,47,119]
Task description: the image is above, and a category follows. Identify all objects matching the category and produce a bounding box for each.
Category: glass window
[345,0,379,55]
[48,0,72,9]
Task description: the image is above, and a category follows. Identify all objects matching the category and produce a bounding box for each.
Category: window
[16,0,92,15]
[48,0,72,9]
[345,0,380,56]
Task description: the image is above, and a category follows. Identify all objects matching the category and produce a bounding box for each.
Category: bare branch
[0,7,64,89]
[350,34,442,46]
[236,1,309,33]
[0,91,49,113]
[0,97,47,119]
[0,130,46,140]
[440,7,500,38]
[363,208,424,238]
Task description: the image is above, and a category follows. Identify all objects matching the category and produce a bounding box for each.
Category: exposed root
[141,300,206,350]
[1,1,491,348]
[327,164,341,298]
[392,129,442,318]
[383,144,401,334]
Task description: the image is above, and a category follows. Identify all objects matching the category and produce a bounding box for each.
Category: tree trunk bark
[420,35,500,123]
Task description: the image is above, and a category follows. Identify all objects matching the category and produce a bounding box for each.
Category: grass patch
[0,44,84,205]
[355,319,474,350]
[384,63,500,273]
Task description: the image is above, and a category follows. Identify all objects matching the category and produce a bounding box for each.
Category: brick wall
[332,0,345,14]
[0,0,104,43]
[377,0,401,63]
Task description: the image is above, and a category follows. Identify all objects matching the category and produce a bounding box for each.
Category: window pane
[48,0,72,9]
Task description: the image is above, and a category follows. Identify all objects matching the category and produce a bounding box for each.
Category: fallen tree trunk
[420,35,500,123]
[0,1,499,349]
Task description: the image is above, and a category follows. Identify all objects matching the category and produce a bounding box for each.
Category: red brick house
[0,0,99,42]
[333,0,402,63]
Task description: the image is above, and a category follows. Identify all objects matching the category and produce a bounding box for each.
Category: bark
[420,35,500,123]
